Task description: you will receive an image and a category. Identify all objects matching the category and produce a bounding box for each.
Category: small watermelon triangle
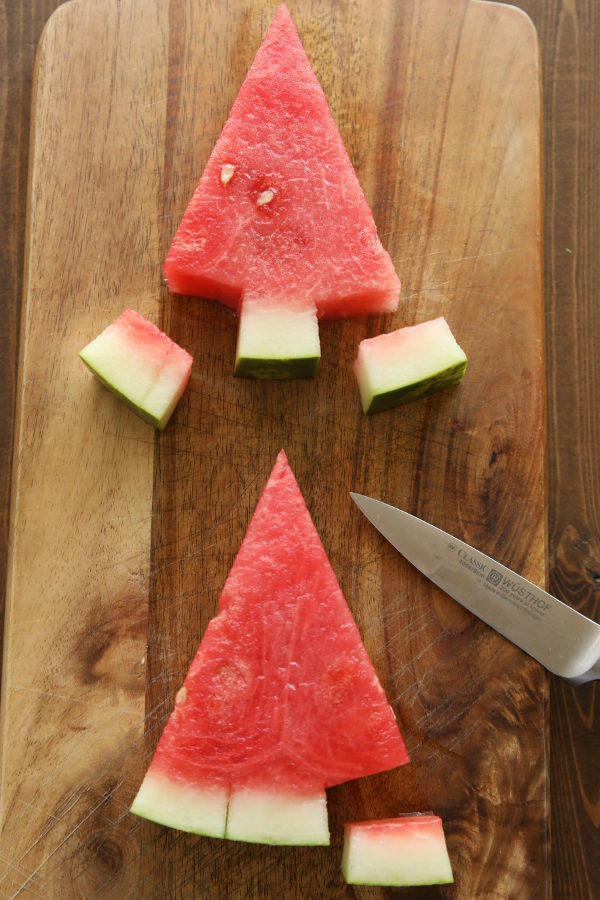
[164,5,400,377]
[131,450,409,845]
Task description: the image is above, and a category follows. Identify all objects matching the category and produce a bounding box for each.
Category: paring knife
[350,493,600,685]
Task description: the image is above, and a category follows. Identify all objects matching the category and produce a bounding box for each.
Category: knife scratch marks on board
[407,690,487,757]
[394,248,446,264]
[386,630,458,701]
[0,711,159,893]
[4,720,147,826]
[372,609,440,658]
[447,246,520,263]
[1,794,118,899]
[405,611,439,639]
[411,721,482,768]
[398,282,451,301]
[107,393,487,485]
[394,628,452,671]
[7,684,141,717]
[446,721,481,753]
[2,872,47,900]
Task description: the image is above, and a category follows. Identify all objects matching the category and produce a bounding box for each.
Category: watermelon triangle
[164,5,400,377]
[131,451,409,844]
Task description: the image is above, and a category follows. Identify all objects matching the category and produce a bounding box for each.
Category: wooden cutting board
[0,0,545,896]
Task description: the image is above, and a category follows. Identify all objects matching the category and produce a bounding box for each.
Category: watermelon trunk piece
[164,4,400,378]
[234,293,320,379]
[131,451,409,845]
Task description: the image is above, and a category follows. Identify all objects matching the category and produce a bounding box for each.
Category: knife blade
[350,493,600,684]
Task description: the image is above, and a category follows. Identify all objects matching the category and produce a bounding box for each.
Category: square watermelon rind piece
[79,308,193,430]
[354,317,467,414]
[341,814,454,886]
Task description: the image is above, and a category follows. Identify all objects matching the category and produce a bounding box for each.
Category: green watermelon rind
[362,360,467,414]
[79,358,172,430]
[234,354,321,379]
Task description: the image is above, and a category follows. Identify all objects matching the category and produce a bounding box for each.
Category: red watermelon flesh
[164,4,400,324]
[131,451,408,843]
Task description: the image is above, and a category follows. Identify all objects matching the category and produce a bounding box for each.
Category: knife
[350,493,600,685]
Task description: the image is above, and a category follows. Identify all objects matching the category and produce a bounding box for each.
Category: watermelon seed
[256,189,274,206]
[220,164,235,185]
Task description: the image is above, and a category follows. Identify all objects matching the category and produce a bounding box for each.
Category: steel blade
[350,493,600,683]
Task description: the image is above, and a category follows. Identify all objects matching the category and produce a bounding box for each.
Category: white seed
[175,686,187,706]
[220,163,235,185]
[256,189,274,207]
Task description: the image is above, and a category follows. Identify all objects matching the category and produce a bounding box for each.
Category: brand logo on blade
[447,542,553,622]
[457,548,488,572]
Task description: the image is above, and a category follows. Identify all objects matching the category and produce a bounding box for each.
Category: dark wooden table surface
[1,1,598,897]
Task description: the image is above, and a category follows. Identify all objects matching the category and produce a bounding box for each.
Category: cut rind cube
[341,813,454,886]
[354,317,467,414]
[79,308,193,429]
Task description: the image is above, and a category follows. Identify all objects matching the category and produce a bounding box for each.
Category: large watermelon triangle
[164,5,400,376]
[131,451,409,844]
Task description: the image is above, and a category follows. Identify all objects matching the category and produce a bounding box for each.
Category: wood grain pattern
[517,1,600,897]
[0,1,166,895]
[0,0,63,690]
[0,0,553,896]
[4,0,599,897]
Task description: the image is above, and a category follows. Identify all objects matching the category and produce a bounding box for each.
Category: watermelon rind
[234,354,321,379]
[130,770,229,837]
[359,361,467,414]
[234,297,321,379]
[341,814,454,886]
[354,317,467,414]
[130,775,330,846]
[79,309,192,430]
[225,786,330,845]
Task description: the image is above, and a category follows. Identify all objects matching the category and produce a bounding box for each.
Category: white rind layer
[341,816,454,886]
[130,773,330,845]
[225,786,330,845]
[130,770,229,837]
[235,295,320,370]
